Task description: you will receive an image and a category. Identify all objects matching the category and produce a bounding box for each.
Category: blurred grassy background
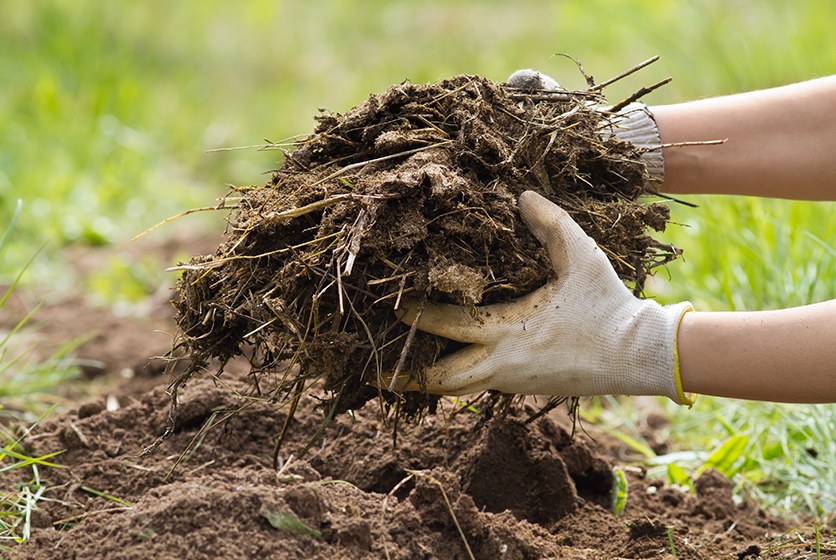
[3,0,835,304]
[2,0,836,518]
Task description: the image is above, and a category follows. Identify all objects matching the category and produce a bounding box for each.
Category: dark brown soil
[3,292,828,560]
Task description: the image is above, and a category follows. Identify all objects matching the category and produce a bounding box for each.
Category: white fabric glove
[507,69,665,190]
[399,191,695,405]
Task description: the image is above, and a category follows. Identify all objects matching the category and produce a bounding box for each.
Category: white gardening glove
[507,69,665,190]
[399,191,694,405]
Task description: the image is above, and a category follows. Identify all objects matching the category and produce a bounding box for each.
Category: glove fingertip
[518,191,599,275]
[518,191,572,242]
[507,69,562,91]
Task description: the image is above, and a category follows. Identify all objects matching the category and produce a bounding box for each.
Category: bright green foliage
[611,466,629,518]
[589,392,836,520]
[0,428,64,474]
[654,194,836,520]
[660,398,836,521]
[580,396,657,459]
[3,0,836,287]
[667,526,678,559]
[654,197,836,312]
[1,202,83,419]
[698,435,749,478]
[0,406,66,546]
[0,333,88,420]
[259,504,321,538]
[1,204,74,546]
[666,463,691,490]
[816,524,821,560]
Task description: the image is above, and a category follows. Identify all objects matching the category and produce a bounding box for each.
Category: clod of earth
[156,73,682,453]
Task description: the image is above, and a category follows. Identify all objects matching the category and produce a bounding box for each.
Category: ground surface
[4,279,830,560]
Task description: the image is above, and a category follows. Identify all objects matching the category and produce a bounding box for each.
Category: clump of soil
[167,73,680,433]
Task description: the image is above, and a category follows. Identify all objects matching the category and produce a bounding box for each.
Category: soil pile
[168,74,680,427]
[8,375,795,560]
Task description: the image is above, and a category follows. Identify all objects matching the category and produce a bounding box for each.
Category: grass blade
[611,466,628,517]
[699,435,748,477]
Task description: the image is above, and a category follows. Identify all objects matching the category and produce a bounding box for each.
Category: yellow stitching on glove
[674,305,696,408]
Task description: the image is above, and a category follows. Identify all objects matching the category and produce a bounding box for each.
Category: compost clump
[165,72,681,436]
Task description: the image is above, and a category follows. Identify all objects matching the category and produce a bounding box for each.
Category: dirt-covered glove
[507,69,665,191]
[398,191,695,405]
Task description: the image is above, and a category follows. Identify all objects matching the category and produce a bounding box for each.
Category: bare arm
[651,78,836,403]
[652,76,836,200]
[678,301,836,403]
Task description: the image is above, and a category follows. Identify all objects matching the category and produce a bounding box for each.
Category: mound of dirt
[8,373,797,560]
[1,179,824,560]
[166,74,680,434]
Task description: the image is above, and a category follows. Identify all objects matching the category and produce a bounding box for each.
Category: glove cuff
[600,102,665,193]
[642,300,695,406]
[671,304,696,406]
[605,299,695,406]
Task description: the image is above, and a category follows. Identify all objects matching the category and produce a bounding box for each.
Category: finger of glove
[373,344,495,395]
[397,278,559,344]
[420,343,499,395]
[507,69,562,91]
[396,298,517,344]
[518,191,603,277]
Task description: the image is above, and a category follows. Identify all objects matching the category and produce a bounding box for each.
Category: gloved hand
[507,69,665,190]
[397,191,695,405]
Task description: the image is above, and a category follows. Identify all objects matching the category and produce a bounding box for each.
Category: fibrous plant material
[157,71,682,451]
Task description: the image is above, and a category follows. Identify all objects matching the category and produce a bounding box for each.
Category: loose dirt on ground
[3,293,829,560]
[4,73,831,559]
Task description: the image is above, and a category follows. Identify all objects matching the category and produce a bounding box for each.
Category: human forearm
[652,76,836,200]
[677,300,836,403]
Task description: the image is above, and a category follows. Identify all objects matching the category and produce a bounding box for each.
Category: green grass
[646,195,836,521]
[587,393,836,522]
[2,0,836,523]
[1,204,75,547]
[1,201,83,421]
[653,197,836,312]
[0,407,67,547]
[4,0,836,285]
[659,397,836,523]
